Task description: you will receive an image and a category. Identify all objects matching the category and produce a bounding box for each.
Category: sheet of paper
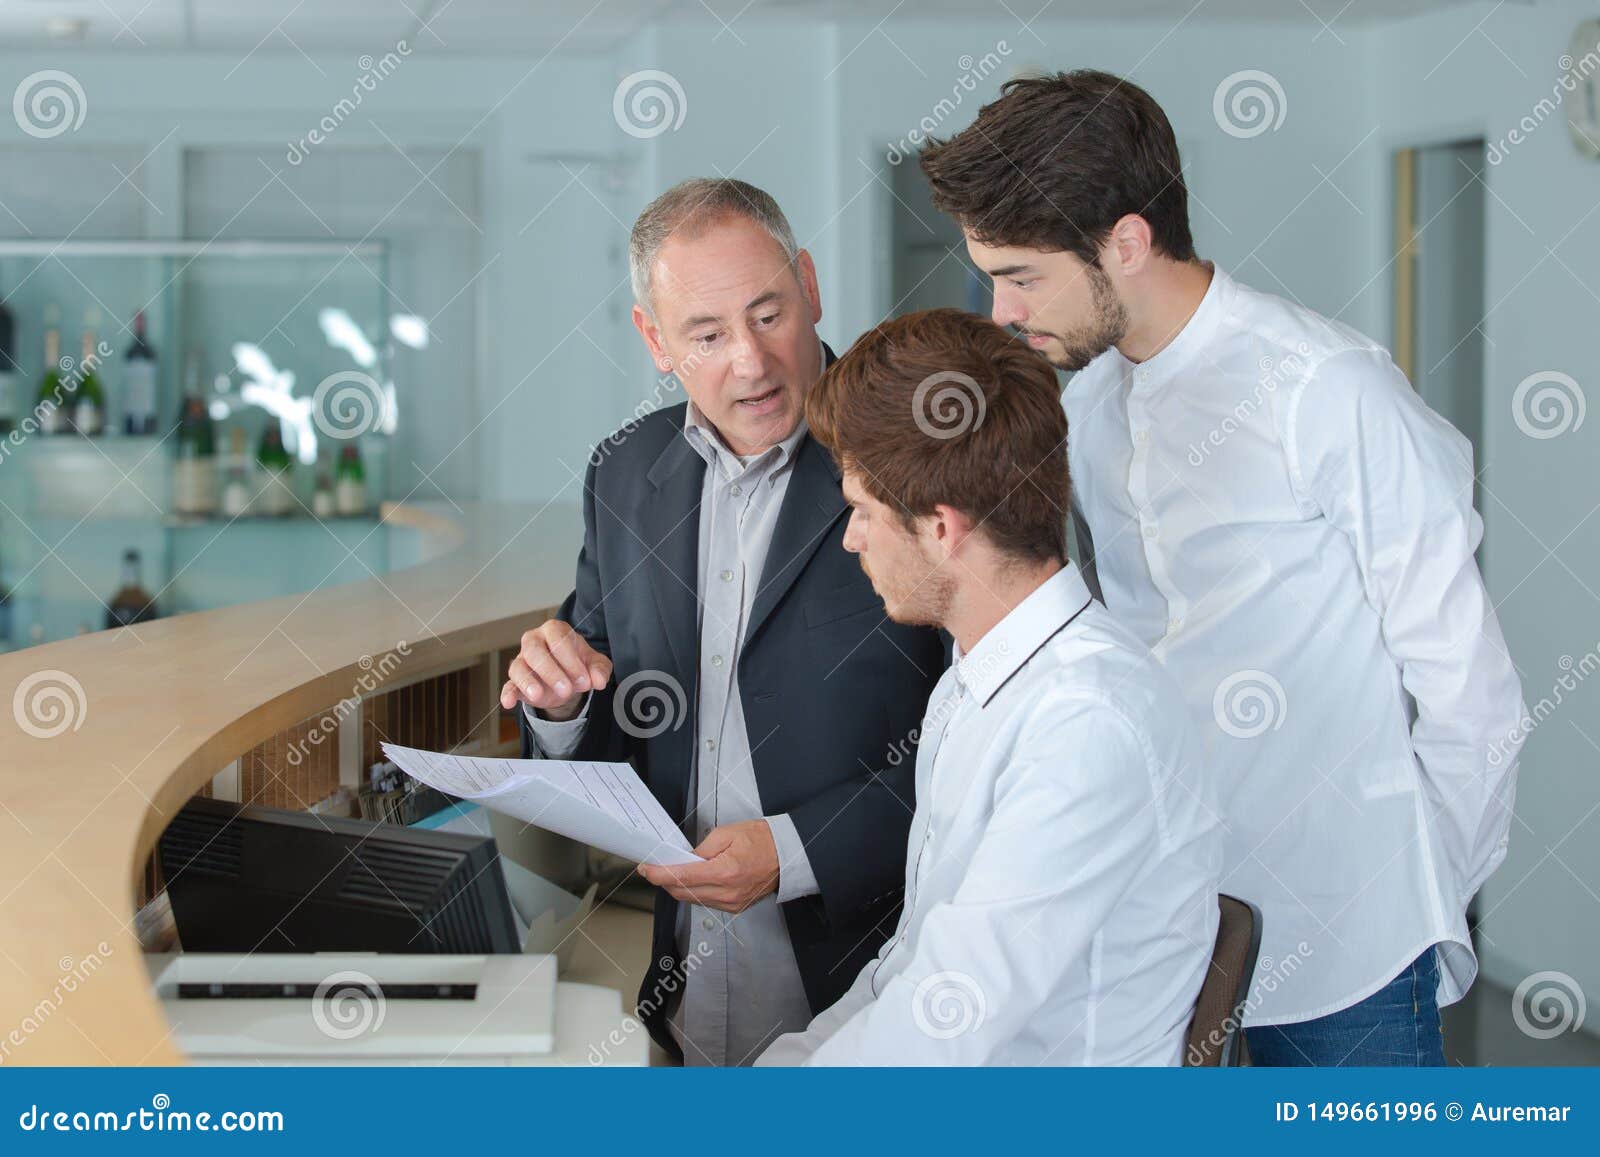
[379,742,702,867]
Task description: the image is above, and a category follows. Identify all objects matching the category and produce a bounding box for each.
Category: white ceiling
[0,0,1491,55]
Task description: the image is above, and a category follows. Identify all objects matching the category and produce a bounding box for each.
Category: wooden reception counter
[0,501,584,1064]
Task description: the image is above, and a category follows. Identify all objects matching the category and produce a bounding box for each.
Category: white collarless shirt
[1064,265,1526,1024]
[757,563,1222,1066]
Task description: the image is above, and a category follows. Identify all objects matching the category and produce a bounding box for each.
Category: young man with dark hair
[919,70,1526,1065]
[756,308,1221,1066]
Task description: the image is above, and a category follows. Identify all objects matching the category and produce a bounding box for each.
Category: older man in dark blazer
[500,177,945,1065]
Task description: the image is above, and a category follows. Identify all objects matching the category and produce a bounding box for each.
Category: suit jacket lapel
[746,434,847,649]
[643,435,705,681]
[744,341,845,648]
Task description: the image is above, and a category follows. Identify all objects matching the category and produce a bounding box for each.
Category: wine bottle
[256,422,295,516]
[312,470,335,519]
[34,305,69,434]
[172,388,218,518]
[221,427,251,518]
[72,310,106,437]
[105,548,158,629]
[122,309,158,435]
[334,443,367,516]
[0,289,17,435]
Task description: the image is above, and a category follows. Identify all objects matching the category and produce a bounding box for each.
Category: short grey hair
[628,177,800,316]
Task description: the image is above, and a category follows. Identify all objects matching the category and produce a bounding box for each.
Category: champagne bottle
[0,289,17,435]
[334,443,367,516]
[105,548,158,629]
[172,387,218,518]
[256,422,295,516]
[72,310,106,436]
[122,309,158,435]
[34,305,69,434]
[221,427,251,518]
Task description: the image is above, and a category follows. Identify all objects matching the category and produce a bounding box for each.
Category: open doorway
[1393,139,1487,511]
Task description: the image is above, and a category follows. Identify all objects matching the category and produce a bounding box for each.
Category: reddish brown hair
[807,309,1069,564]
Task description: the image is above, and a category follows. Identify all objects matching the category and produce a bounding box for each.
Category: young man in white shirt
[918,69,1527,1066]
[755,308,1222,1066]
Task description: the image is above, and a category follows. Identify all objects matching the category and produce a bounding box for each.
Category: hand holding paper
[380,742,702,867]
[637,818,782,913]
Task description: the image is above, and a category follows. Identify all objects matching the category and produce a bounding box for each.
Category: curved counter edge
[0,500,582,1065]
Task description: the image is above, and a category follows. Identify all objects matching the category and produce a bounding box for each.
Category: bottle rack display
[0,241,397,651]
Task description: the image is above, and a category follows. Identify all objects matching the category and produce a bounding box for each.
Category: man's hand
[638,819,781,913]
[499,619,612,720]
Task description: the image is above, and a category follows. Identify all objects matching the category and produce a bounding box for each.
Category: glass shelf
[0,239,397,651]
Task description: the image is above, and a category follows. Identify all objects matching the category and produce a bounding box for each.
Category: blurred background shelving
[0,239,399,648]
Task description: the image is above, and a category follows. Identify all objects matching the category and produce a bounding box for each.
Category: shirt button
[1142,524,1158,540]
[1168,617,1183,631]
[703,738,716,752]
[702,917,714,930]
[730,484,743,497]
[710,654,724,667]
[719,569,734,582]
[1135,429,1150,444]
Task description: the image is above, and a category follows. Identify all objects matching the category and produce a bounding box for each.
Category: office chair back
[1184,894,1263,1066]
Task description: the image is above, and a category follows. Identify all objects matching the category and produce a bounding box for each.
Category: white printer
[149,952,647,1066]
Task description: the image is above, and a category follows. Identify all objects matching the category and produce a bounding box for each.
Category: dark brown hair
[807,309,1069,564]
[918,69,1196,266]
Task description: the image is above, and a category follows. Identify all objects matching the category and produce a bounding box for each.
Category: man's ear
[632,304,672,373]
[931,503,978,557]
[795,249,823,324]
[1104,214,1154,277]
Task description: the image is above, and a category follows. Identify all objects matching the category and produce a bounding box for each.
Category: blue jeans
[1244,947,1447,1066]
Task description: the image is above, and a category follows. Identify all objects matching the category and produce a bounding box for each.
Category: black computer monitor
[159,796,520,954]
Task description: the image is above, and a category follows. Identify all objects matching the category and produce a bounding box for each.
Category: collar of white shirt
[682,398,809,481]
[1118,261,1233,393]
[952,561,1096,707]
